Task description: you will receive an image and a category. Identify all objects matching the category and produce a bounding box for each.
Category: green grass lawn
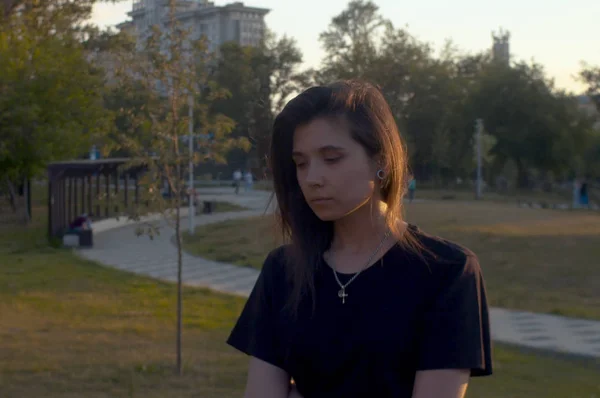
[182,216,281,266]
[2,206,600,397]
[1,208,249,398]
[183,200,600,321]
[413,187,573,204]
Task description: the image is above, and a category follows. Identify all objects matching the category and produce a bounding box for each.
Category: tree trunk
[5,178,18,212]
[23,177,31,223]
[175,173,183,376]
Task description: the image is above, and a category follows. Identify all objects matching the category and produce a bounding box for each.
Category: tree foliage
[468,62,592,185]
[580,64,600,112]
[211,32,310,173]
[0,0,112,184]
[316,0,598,185]
[2,0,598,202]
[317,0,389,82]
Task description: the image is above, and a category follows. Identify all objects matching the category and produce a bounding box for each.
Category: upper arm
[244,357,290,398]
[227,249,291,396]
[412,369,470,398]
[417,253,493,375]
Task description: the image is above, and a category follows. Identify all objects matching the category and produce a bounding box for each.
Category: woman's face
[292,117,379,221]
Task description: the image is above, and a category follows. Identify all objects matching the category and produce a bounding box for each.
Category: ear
[374,159,388,181]
[377,161,390,179]
[371,155,383,172]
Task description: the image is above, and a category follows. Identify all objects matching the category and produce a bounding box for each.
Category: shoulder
[247,245,291,307]
[260,244,292,282]
[411,225,476,262]
[263,244,289,266]
[403,225,482,281]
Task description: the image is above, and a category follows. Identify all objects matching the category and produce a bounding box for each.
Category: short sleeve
[226,249,286,370]
[417,253,493,376]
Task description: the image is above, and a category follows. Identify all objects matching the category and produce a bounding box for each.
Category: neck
[330,198,388,254]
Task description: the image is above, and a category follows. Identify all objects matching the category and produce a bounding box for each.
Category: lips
[310,197,333,204]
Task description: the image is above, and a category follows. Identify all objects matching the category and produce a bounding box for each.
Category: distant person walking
[233,169,242,195]
[580,180,589,208]
[244,170,254,192]
[407,175,416,203]
[572,178,581,209]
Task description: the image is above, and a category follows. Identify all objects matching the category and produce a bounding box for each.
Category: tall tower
[492,28,510,66]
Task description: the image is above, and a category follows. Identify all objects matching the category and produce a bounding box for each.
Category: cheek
[295,167,308,187]
[345,162,379,195]
[295,159,375,191]
[339,162,375,185]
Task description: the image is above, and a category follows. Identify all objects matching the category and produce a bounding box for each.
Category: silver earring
[377,169,385,180]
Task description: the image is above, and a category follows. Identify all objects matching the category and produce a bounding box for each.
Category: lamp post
[475,118,484,200]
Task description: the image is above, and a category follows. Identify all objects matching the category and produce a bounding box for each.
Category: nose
[304,162,324,187]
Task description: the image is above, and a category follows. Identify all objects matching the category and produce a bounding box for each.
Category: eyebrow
[292,145,345,157]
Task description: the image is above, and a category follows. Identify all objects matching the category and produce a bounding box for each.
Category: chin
[310,207,343,222]
[310,197,376,222]
[315,213,340,222]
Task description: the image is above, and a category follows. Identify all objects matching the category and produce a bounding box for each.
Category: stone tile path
[78,189,600,359]
[84,191,270,297]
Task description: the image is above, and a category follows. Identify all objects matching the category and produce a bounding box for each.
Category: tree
[0,0,124,19]
[0,0,113,214]
[317,0,389,83]
[583,132,600,178]
[394,54,465,182]
[212,33,310,174]
[580,63,600,111]
[88,28,157,158]
[110,0,248,375]
[266,33,313,113]
[316,1,474,182]
[316,6,592,188]
[469,61,591,187]
[579,63,600,178]
[257,33,312,170]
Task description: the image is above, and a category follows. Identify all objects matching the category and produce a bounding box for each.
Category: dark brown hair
[270,80,418,316]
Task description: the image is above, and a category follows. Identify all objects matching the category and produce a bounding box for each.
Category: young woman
[227,80,492,398]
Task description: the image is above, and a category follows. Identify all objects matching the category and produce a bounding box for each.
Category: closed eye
[325,157,342,164]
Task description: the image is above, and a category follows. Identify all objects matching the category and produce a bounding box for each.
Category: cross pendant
[338,288,348,304]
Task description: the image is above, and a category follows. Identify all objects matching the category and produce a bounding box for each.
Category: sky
[91,0,600,93]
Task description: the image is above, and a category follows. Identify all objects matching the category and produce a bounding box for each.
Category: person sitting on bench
[69,213,92,232]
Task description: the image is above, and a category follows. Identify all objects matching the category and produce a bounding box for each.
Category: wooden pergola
[46,158,147,240]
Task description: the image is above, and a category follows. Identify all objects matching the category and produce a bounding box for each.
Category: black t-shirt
[227,225,492,397]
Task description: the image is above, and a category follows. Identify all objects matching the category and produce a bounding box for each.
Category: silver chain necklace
[330,230,391,304]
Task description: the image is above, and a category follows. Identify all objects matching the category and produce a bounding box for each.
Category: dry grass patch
[184,201,600,320]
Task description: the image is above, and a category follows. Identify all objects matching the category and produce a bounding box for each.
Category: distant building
[492,28,510,66]
[119,0,269,52]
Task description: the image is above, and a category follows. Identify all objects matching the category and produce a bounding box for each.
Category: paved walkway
[79,189,600,360]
